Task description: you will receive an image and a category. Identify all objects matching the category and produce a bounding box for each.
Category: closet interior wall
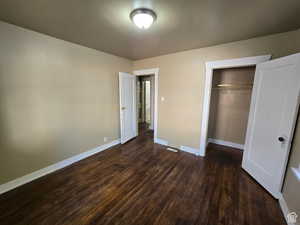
[208,66,256,146]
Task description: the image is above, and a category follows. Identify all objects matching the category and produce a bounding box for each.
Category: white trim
[208,138,244,150]
[206,55,271,69]
[199,55,272,157]
[155,138,168,146]
[279,194,296,225]
[133,68,159,141]
[150,76,155,129]
[291,167,300,181]
[133,76,137,137]
[0,139,120,195]
[180,145,200,155]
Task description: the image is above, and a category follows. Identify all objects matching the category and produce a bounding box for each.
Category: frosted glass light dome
[130,8,157,29]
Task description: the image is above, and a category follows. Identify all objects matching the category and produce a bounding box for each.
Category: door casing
[200,55,272,156]
[133,68,159,142]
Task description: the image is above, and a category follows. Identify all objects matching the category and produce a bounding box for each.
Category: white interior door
[119,72,137,144]
[242,53,300,198]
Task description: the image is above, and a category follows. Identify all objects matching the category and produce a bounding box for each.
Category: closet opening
[207,66,255,153]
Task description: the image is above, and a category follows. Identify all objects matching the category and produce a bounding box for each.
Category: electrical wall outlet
[104,137,108,142]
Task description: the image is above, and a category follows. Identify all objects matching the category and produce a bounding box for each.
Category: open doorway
[207,66,255,151]
[133,68,159,142]
[137,75,155,136]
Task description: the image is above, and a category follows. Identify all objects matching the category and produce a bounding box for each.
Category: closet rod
[217,83,253,88]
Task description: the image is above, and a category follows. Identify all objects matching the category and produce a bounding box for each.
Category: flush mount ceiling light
[130,8,157,29]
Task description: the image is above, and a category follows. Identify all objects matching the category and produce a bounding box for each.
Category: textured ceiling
[0,0,300,60]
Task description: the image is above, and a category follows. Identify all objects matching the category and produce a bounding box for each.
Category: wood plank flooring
[0,130,286,225]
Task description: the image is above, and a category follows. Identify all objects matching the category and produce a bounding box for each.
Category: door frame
[199,55,271,156]
[133,68,159,141]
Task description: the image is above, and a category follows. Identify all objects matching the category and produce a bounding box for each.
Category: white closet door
[242,53,300,198]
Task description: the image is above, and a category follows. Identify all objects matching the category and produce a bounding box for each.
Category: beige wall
[283,113,300,222]
[133,29,300,149]
[0,21,132,184]
[208,67,255,145]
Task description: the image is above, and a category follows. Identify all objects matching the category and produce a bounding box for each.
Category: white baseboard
[154,138,168,146]
[155,138,204,156]
[0,139,120,195]
[279,194,296,225]
[180,145,201,156]
[208,138,244,150]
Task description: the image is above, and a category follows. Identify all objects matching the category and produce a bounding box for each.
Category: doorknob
[278,137,285,142]
[121,107,126,110]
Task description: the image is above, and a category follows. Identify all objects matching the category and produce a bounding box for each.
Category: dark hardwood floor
[139,121,151,135]
[0,130,286,225]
